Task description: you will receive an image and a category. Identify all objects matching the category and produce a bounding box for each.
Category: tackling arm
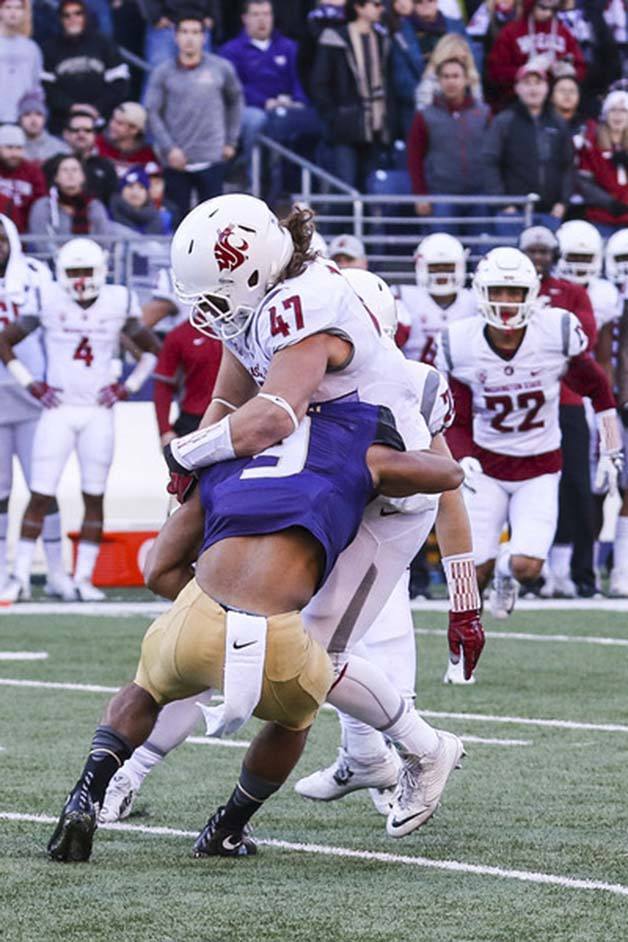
[367,444,464,496]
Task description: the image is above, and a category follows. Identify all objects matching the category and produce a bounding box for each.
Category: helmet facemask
[478,284,537,331]
[557,252,598,285]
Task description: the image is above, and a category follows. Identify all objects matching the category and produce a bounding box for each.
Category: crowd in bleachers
[0,0,626,238]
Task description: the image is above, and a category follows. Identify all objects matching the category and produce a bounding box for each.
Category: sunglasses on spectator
[62,9,85,18]
[68,125,94,134]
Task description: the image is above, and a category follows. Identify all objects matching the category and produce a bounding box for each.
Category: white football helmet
[342,268,397,338]
[556,220,602,284]
[170,194,294,340]
[605,228,628,286]
[56,237,107,302]
[473,247,540,330]
[414,233,467,296]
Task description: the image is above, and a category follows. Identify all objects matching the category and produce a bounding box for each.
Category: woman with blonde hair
[578,90,628,237]
[415,33,483,110]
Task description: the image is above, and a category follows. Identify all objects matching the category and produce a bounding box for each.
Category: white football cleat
[74,580,106,602]
[443,657,476,685]
[368,784,397,816]
[386,730,464,838]
[99,770,137,823]
[489,568,519,619]
[44,574,77,601]
[294,746,400,802]
[609,571,628,597]
[0,576,30,603]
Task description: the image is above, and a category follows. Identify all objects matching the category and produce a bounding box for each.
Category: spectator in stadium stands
[311,0,392,190]
[41,0,130,134]
[0,0,43,123]
[577,90,628,238]
[483,60,573,236]
[415,33,484,110]
[0,124,46,232]
[143,0,219,69]
[28,153,110,241]
[96,102,159,179]
[153,318,222,447]
[54,110,118,206]
[109,165,170,235]
[467,0,521,76]
[18,90,70,164]
[407,54,490,233]
[145,160,175,233]
[220,0,320,180]
[145,14,242,224]
[328,232,368,268]
[486,0,586,111]
[550,67,594,140]
[558,0,622,111]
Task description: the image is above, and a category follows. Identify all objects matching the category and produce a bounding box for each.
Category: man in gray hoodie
[145,13,242,223]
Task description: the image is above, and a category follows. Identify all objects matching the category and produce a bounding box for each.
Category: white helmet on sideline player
[473,247,540,330]
[605,228,628,286]
[414,233,467,296]
[342,268,397,338]
[56,237,107,302]
[556,220,602,284]
[170,194,294,340]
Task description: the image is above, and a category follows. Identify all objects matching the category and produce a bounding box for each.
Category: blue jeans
[164,164,225,224]
[494,210,561,241]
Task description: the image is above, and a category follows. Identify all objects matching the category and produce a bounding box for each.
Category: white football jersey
[395,286,476,364]
[586,277,620,330]
[0,257,51,388]
[404,359,454,437]
[152,267,187,333]
[436,308,588,457]
[227,258,430,450]
[25,283,141,406]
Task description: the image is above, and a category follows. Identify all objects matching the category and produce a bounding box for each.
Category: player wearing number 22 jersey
[436,247,621,620]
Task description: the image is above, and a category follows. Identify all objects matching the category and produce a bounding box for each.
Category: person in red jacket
[578,90,628,238]
[519,225,598,598]
[486,0,586,110]
[153,319,222,448]
[0,125,46,233]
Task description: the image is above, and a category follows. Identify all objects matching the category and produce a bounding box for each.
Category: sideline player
[438,246,622,619]
[47,398,464,862]
[0,214,74,600]
[0,238,160,602]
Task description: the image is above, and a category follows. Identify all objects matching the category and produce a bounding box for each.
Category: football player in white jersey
[102,195,468,841]
[556,220,621,335]
[395,233,476,365]
[436,247,622,618]
[0,215,76,601]
[0,238,160,602]
[603,230,628,595]
[141,267,188,337]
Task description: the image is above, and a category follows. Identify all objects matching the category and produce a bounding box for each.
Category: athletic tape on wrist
[7,358,34,388]
[258,393,299,433]
[597,408,622,454]
[169,415,235,471]
[442,552,481,612]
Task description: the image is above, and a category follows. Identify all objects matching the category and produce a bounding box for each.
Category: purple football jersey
[198,399,403,588]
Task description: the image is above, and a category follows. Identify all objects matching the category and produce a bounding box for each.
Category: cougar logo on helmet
[214,225,249,273]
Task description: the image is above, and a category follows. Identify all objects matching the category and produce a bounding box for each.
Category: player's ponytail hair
[278,206,319,282]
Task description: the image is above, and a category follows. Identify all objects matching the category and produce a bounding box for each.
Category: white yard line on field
[415,628,628,647]
[185,733,531,749]
[411,599,628,612]
[0,678,117,693]
[2,811,627,899]
[0,652,48,661]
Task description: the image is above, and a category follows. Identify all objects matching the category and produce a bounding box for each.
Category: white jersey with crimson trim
[226,257,431,450]
[21,282,141,406]
[586,276,620,330]
[404,358,454,437]
[394,285,476,364]
[436,307,588,457]
[0,257,51,388]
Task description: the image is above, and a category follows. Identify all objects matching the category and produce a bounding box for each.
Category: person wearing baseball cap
[96,102,160,178]
[0,123,46,232]
[110,164,169,235]
[328,233,368,270]
[18,91,70,165]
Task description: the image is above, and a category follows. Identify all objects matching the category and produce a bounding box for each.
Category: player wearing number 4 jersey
[0,238,160,602]
[437,247,622,619]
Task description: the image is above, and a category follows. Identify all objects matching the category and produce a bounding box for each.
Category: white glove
[460,456,483,492]
[595,451,624,497]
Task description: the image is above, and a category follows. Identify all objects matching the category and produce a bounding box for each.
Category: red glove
[28,381,62,408]
[98,382,129,408]
[166,471,197,504]
[448,609,485,680]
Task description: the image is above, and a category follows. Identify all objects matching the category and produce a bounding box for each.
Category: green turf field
[1,605,628,942]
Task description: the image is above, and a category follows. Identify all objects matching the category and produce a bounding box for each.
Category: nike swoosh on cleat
[222,835,243,851]
[233,640,257,650]
[389,811,426,828]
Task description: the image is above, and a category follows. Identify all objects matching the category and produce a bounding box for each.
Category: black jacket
[482,100,574,212]
[310,25,393,146]
[41,29,130,134]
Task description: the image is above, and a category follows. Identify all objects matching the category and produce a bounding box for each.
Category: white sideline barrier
[7,402,169,571]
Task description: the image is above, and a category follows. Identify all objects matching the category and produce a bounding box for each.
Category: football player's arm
[167,333,350,473]
[443,376,474,460]
[367,444,464,496]
[142,297,178,329]
[199,346,259,427]
[618,301,628,421]
[144,480,205,601]
[595,321,615,388]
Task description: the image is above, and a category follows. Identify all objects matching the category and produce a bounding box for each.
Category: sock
[73,725,134,806]
[220,765,281,833]
[42,511,65,581]
[120,742,166,791]
[614,517,628,575]
[74,541,100,583]
[382,702,439,758]
[339,712,389,764]
[13,538,36,588]
[496,550,512,579]
[549,544,572,580]
[0,506,7,587]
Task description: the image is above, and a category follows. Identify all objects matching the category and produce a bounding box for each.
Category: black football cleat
[47,788,97,863]
[193,806,257,858]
